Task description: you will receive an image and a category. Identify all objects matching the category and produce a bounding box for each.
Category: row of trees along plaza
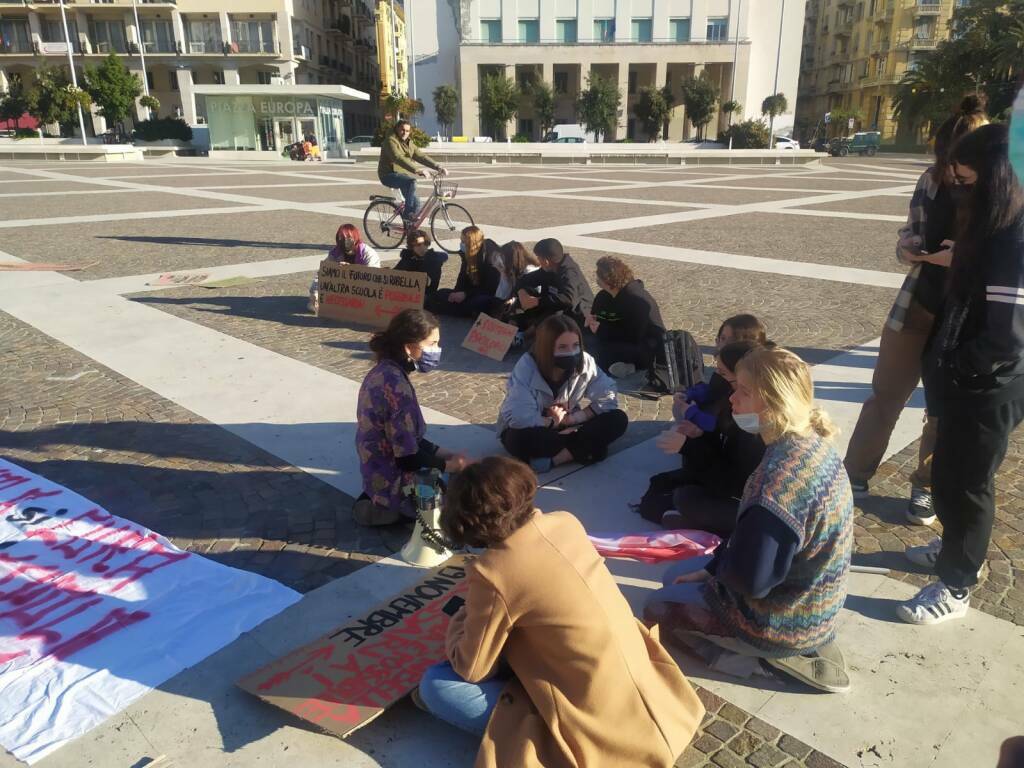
[0,54,191,142]
[429,73,789,148]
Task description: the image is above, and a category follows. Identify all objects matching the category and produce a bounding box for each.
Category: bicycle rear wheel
[363,200,405,250]
[430,203,474,254]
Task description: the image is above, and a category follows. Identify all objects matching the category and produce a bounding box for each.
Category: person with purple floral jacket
[354,309,472,526]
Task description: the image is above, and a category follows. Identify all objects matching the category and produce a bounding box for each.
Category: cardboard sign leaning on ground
[237,554,472,738]
[317,262,426,329]
[462,312,518,361]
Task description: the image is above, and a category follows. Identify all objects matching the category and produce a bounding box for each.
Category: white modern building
[411,0,804,142]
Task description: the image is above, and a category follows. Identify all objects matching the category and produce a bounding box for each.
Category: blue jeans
[380,172,419,219]
[418,662,507,737]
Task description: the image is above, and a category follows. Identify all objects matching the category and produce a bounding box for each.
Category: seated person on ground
[353,309,471,526]
[308,223,381,311]
[644,347,854,694]
[652,340,767,535]
[395,229,448,299]
[490,240,540,322]
[497,313,627,474]
[513,238,594,343]
[417,456,704,768]
[586,255,666,379]
[429,226,501,318]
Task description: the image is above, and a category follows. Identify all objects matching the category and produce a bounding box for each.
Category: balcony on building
[229,16,276,55]
[184,16,222,54]
[87,17,128,53]
[140,17,175,54]
[913,0,943,15]
[328,14,353,38]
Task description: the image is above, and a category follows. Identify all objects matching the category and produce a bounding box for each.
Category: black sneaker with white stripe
[896,581,969,625]
[906,487,936,525]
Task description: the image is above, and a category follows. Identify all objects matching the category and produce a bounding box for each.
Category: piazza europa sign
[207,97,318,116]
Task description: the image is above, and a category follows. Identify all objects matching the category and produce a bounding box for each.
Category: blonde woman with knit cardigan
[644,346,855,694]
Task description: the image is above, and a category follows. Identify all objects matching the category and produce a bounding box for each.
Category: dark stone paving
[794,195,911,216]
[596,212,909,274]
[0,311,404,595]
[589,186,815,205]
[0,191,244,221]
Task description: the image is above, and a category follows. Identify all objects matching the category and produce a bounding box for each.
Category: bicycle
[362,173,474,253]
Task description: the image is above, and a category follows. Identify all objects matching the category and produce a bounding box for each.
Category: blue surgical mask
[415,345,442,373]
[733,411,762,434]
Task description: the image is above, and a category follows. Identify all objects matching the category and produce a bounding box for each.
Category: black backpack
[646,330,705,395]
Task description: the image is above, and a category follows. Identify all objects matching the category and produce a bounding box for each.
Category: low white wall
[0,143,144,162]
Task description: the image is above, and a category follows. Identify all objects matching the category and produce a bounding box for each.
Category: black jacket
[395,247,448,296]
[453,249,501,299]
[592,279,666,346]
[514,254,594,324]
[925,217,1024,410]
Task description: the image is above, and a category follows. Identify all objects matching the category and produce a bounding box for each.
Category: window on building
[914,17,935,38]
[554,70,568,93]
[89,19,127,53]
[146,70,154,89]
[231,19,275,53]
[593,18,614,42]
[42,19,80,50]
[518,118,533,137]
[480,19,502,43]
[213,70,224,84]
[669,17,691,42]
[257,70,273,84]
[186,19,221,53]
[628,70,637,94]
[706,17,728,41]
[141,19,174,53]
[556,18,577,43]
[518,18,539,43]
[170,73,179,90]
[631,17,652,42]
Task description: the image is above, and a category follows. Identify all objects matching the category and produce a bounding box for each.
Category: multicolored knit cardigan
[702,432,853,658]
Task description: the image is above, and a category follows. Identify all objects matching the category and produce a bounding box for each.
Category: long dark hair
[931,95,988,186]
[949,124,1024,302]
[368,309,438,363]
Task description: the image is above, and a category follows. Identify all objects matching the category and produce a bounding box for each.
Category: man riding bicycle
[377,120,447,225]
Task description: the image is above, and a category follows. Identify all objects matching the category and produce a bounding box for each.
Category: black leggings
[501,409,628,465]
[669,485,740,536]
[428,290,493,318]
[594,338,656,372]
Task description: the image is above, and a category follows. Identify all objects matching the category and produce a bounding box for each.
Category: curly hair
[595,256,636,292]
[441,456,538,547]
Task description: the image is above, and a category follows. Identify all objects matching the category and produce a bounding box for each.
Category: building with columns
[0,0,381,139]
[375,0,407,97]
[411,0,805,142]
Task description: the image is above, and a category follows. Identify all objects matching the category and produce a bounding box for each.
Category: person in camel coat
[416,455,704,768]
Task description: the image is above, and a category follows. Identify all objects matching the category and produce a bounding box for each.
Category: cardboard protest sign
[237,555,472,738]
[462,312,518,361]
[316,262,426,329]
[147,272,209,286]
[0,459,300,764]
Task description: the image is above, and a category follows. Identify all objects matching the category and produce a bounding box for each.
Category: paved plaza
[1,156,1023,768]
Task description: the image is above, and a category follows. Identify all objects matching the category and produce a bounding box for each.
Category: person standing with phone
[844,96,988,524]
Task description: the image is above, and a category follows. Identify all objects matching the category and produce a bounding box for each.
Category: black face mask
[949,184,974,206]
[553,352,582,372]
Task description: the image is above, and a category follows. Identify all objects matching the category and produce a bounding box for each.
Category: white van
[543,123,594,143]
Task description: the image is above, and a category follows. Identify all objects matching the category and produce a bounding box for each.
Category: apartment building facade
[374,0,406,97]
[0,0,381,138]
[795,0,961,142]
[412,0,805,142]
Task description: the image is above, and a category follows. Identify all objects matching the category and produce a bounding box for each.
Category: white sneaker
[896,581,969,625]
[905,487,936,526]
[905,538,942,569]
[609,362,637,379]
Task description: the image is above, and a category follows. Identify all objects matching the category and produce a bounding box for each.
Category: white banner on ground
[0,459,302,764]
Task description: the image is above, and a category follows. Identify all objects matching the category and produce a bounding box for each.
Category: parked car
[829,131,881,157]
[543,123,594,143]
[348,135,374,145]
[774,136,800,150]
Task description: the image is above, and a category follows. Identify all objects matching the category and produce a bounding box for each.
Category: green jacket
[377,134,439,179]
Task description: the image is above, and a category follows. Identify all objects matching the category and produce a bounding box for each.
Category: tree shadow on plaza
[99,235,330,252]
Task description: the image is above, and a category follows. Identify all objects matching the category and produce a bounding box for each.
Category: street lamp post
[389,0,400,98]
[59,0,88,146]
[407,0,416,101]
[729,0,743,149]
[131,0,152,119]
[769,0,786,143]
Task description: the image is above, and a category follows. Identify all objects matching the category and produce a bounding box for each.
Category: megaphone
[400,476,453,568]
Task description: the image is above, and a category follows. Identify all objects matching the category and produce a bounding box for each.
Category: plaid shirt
[886,168,940,332]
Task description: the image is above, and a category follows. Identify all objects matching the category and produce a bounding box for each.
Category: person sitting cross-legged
[416,456,705,768]
[644,347,854,693]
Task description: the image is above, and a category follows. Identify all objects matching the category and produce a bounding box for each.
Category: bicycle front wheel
[430,203,474,254]
[363,201,405,250]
